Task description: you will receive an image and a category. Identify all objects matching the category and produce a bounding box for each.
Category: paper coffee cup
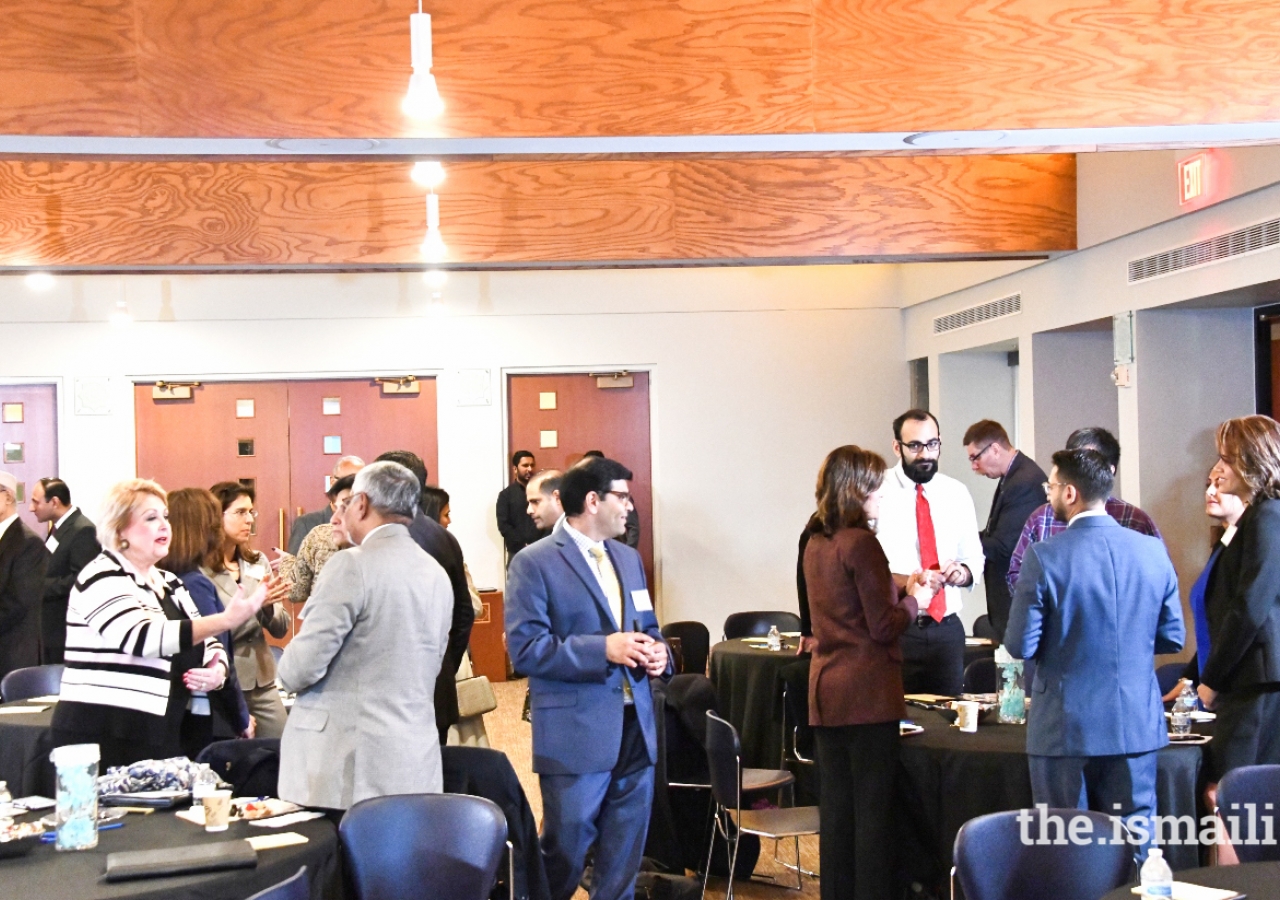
[203,790,232,832]
[956,701,979,733]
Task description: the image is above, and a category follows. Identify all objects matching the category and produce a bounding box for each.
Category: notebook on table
[104,839,257,881]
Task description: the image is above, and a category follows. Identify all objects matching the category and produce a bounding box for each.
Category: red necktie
[915,484,947,622]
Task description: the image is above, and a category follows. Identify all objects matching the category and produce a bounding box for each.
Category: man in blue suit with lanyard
[506,455,670,900]
[1007,448,1183,855]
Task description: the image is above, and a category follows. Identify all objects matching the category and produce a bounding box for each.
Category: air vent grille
[1129,218,1280,283]
[932,293,1022,334]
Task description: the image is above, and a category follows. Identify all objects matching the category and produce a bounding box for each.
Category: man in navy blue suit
[1007,449,1184,847]
[506,456,670,900]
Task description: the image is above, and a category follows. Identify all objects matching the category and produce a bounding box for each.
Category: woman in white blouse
[51,479,265,769]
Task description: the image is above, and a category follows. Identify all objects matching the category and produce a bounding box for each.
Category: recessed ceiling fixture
[411,160,446,189]
[903,130,1008,149]
[402,3,444,121]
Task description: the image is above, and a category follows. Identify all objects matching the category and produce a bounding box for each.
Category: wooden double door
[135,378,438,553]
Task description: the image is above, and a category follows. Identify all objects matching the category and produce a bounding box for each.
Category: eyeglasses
[227,508,257,520]
[968,443,996,464]
[1042,481,1068,495]
[335,493,364,513]
[900,439,941,454]
[605,490,632,504]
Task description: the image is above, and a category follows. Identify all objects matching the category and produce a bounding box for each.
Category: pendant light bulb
[411,160,446,190]
[402,11,444,120]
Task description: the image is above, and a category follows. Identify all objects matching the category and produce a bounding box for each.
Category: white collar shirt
[1068,508,1110,526]
[0,513,18,544]
[562,520,622,630]
[875,463,986,617]
[46,505,78,552]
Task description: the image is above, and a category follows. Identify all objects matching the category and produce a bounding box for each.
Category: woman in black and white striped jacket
[51,479,267,769]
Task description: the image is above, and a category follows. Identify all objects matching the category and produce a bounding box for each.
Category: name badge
[243,563,267,582]
[631,589,653,612]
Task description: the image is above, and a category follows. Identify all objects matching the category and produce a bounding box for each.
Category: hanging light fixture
[402,3,444,120]
[420,192,447,262]
[411,160,446,190]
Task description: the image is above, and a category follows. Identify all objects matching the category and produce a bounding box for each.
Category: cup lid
[50,743,100,766]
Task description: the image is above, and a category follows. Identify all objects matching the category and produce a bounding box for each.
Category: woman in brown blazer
[804,445,929,900]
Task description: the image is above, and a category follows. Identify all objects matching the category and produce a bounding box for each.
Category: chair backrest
[972,615,999,641]
[954,809,1132,900]
[963,657,997,694]
[0,664,64,702]
[723,611,802,640]
[340,793,508,900]
[245,865,308,900]
[1218,764,1280,862]
[1155,662,1185,697]
[778,658,814,762]
[661,621,711,675]
[704,712,743,810]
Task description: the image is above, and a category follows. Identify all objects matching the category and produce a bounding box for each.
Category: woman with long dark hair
[804,445,929,900]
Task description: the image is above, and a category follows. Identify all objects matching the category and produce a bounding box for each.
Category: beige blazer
[276,523,452,809]
[203,554,290,690]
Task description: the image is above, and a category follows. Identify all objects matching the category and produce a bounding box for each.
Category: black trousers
[1212,685,1280,780]
[814,722,899,900]
[900,614,965,696]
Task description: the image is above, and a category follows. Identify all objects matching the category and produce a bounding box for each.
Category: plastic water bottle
[1140,847,1173,897]
[1171,683,1196,736]
[766,625,782,652]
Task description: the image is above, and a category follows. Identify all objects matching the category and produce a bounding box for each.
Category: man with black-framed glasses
[963,419,1047,644]
[875,409,984,695]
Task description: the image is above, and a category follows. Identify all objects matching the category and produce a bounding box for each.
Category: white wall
[0,264,908,634]
[936,349,1017,629]
[1078,146,1280,248]
[1030,323,1120,478]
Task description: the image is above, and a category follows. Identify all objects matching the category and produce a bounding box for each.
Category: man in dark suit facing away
[963,420,1047,643]
[28,477,99,664]
[0,471,48,683]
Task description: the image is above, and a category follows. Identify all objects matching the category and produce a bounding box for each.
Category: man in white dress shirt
[875,410,984,696]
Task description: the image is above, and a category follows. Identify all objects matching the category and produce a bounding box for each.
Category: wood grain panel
[813,0,1280,132]
[0,0,1273,139]
[0,155,1075,267]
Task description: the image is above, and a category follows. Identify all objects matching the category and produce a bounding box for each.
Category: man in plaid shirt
[1006,427,1162,594]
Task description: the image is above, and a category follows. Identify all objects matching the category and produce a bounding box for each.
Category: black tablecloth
[899,709,1206,885]
[1100,861,1280,900]
[708,638,798,769]
[0,807,342,900]
[0,700,56,797]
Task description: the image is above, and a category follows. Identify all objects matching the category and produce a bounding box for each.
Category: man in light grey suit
[1007,449,1183,855]
[277,461,452,810]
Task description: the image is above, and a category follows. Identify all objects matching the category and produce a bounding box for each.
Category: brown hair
[962,419,1011,449]
[813,445,886,537]
[160,488,224,575]
[209,480,260,563]
[1216,415,1280,501]
[97,479,167,551]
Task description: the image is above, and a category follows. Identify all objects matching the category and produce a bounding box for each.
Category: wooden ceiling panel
[814,0,1280,132]
[0,0,140,135]
[0,0,1272,140]
[0,155,1074,268]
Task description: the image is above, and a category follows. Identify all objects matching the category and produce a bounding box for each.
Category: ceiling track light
[402,3,444,121]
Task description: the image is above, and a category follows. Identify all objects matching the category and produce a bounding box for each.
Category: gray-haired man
[277,461,452,810]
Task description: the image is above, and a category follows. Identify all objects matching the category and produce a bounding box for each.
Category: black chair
[1156,661,1186,697]
[341,794,510,900]
[722,612,802,640]
[702,712,819,899]
[962,657,997,694]
[971,615,999,641]
[1217,764,1280,862]
[952,809,1132,900]
[245,865,308,900]
[662,621,711,676]
[0,664,63,702]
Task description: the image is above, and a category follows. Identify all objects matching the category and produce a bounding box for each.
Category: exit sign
[1179,153,1209,205]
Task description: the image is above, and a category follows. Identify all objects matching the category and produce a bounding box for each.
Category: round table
[0,700,56,796]
[1100,861,1280,899]
[708,638,801,770]
[898,709,1207,887]
[0,806,342,900]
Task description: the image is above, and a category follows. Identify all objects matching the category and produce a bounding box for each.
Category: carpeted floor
[483,679,821,900]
